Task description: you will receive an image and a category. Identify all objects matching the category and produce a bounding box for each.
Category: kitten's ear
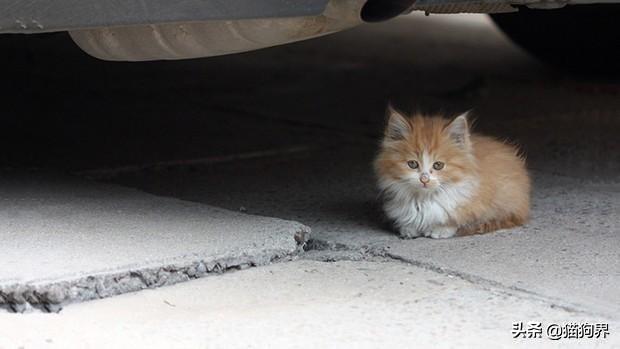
[446,112,470,149]
[385,104,411,141]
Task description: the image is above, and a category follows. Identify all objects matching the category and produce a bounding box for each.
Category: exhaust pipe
[361,0,416,22]
[70,0,415,61]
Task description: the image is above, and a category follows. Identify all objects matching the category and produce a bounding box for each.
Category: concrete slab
[108,144,620,320]
[385,174,620,318]
[0,173,309,312]
[1,260,617,349]
[0,11,619,347]
[92,14,620,321]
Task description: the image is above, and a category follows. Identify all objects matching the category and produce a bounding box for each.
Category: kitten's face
[375,108,475,195]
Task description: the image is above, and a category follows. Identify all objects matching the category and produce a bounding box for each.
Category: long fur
[374,106,530,239]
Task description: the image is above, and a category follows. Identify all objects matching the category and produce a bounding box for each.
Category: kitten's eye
[433,161,445,170]
[407,160,419,169]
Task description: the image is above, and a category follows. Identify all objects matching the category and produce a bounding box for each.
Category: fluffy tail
[457,214,527,236]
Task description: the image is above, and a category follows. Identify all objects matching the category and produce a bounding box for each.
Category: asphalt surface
[0,12,619,348]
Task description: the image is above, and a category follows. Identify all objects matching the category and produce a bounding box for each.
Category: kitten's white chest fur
[380,178,477,239]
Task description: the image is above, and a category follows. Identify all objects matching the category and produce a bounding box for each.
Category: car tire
[490,5,620,76]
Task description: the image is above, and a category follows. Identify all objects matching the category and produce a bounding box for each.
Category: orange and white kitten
[374,106,530,239]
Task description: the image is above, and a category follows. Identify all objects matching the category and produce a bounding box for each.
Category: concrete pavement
[0,172,308,312]
[110,143,620,319]
[0,11,618,348]
[2,260,618,349]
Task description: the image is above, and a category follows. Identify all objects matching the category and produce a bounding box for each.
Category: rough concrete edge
[303,238,618,321]
[0,227,310,313]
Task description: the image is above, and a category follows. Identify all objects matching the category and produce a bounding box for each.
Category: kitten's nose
[420,173,430,184]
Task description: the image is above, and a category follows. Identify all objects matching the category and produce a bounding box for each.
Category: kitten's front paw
[427,226,457,239]
[398,225,423,239]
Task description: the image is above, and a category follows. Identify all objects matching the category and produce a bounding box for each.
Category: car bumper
[0,0,330,34]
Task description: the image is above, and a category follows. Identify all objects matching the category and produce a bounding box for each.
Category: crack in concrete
[3,226,607,319]
[304,237,615,320]
[0,245,306,313]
